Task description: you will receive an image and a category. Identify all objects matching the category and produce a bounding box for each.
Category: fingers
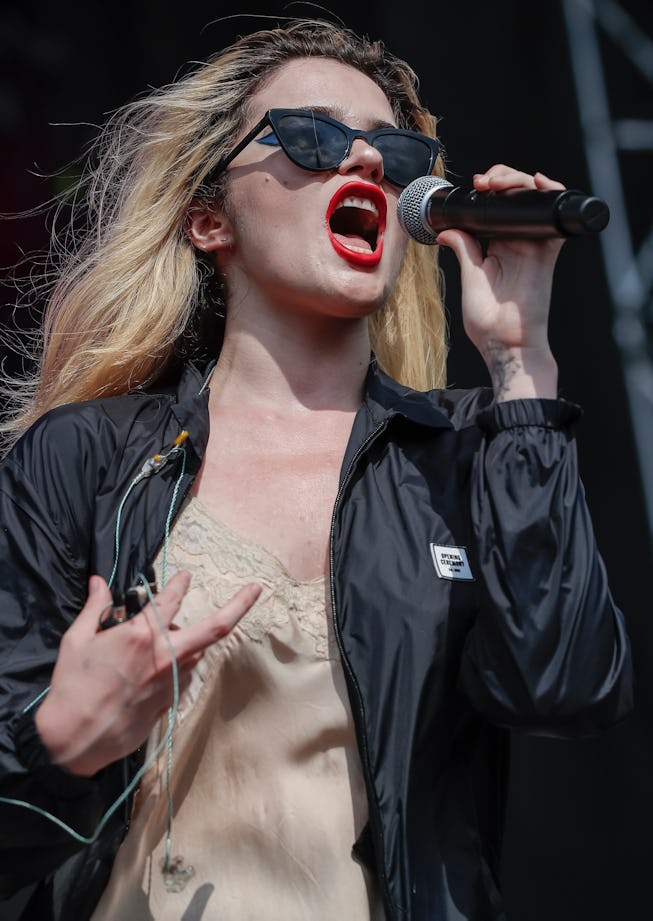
[74,570,261,666]
[473,164,565,192]
[70,569,192,641]
[139,570,192,631]
[172,582,262,660]
[68,575,114,640]
[533,171,566,192]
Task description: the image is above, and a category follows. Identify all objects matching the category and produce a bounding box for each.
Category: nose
[338,137,385,184]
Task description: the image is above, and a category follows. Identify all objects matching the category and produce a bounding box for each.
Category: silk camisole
[90,494,384,921]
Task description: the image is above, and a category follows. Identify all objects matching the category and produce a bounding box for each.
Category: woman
[0,18,632,921]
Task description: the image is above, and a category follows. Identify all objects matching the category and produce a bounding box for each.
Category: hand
[35,571,261,777]
[437,165,565,400]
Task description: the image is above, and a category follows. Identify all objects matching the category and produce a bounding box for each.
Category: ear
[185,199,234,252]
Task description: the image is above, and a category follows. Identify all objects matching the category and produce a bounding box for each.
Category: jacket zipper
[328,417,398,921]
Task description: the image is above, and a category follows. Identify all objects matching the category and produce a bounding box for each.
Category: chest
[192,411,355,582]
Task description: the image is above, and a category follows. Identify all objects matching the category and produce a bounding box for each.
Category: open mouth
[326,181,387,266]
[330,196,379,252]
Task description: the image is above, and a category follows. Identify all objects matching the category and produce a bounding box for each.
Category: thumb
[88,574,109,597]
[71,575,114,636]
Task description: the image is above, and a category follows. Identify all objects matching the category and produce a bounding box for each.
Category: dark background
[2,2,653,918]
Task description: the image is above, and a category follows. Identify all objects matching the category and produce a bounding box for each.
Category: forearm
[460,400,633,734]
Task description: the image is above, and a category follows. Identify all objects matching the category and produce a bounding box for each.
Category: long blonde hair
[1,18,448,450]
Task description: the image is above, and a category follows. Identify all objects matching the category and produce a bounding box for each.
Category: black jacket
[0,361,633,920]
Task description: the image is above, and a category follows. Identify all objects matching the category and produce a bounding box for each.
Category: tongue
[333,232,372,252]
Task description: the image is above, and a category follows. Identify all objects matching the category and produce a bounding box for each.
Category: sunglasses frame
[212,108,440,189]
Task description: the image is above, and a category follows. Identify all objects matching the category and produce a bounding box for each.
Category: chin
[332,275,391,314]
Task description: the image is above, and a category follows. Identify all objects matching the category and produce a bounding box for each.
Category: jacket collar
[362,358,453,431]
[168,361,215,462]
[169,357,453,467]
[337,359,453,478]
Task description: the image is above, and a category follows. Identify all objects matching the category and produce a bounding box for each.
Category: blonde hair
[1,18,448,450]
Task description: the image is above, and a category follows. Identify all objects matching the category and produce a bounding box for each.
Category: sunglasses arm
[207,112,272,181]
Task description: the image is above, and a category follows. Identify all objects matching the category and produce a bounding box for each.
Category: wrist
[35,696,100,777]
[10,705,99,798]
[481,341,558,401]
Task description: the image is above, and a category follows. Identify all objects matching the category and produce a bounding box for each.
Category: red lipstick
[326,181,387,268]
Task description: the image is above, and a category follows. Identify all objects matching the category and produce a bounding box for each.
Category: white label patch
[430,544,474,581]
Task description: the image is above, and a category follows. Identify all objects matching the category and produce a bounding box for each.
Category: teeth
[335,196,379,217]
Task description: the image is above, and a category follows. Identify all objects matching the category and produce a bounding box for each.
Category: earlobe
[185,201,234,252]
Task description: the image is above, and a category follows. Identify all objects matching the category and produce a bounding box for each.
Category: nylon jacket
[0,360,633,921]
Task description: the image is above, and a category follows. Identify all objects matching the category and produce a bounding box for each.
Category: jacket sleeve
[458,397,633,737]
[0,409,121,895]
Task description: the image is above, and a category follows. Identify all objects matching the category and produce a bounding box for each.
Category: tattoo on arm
[483,340,521,401]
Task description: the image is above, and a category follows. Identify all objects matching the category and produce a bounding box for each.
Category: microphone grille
[397,175,453,245]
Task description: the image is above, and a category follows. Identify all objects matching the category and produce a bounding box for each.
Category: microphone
[397,175,610,244]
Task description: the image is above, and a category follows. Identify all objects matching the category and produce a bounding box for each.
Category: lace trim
[155,495,337,659]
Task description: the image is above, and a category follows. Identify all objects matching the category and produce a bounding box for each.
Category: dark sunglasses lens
[374,136,435,187]
[276,114,348,170]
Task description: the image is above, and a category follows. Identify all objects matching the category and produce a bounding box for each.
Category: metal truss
[562,0,653,540]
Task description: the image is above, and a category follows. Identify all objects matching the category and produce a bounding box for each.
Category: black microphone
[397,175,610,244]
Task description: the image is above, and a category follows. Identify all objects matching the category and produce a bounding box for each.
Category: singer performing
[0,16,632,921]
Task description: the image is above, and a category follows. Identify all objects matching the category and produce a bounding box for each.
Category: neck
[209,310,372,414]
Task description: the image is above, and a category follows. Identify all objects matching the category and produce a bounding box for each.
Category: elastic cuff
[11,707,97,799]
[476,398,583,435]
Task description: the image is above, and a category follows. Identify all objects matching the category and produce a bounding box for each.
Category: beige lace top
[91,494,384,921]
